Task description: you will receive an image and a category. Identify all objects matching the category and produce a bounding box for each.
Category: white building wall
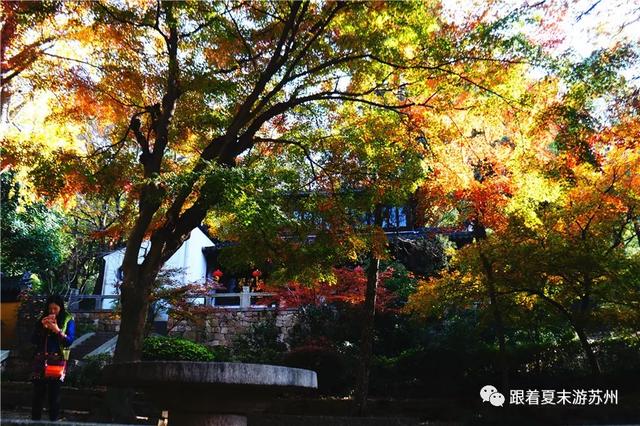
[100,228,213,309]
[183,228,210,284]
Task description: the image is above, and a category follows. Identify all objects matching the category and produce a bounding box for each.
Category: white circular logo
[480,384,505,407]
[490,392,505,407]
[480,384,498,402]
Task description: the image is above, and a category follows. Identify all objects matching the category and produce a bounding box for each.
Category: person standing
[31,294,75,421]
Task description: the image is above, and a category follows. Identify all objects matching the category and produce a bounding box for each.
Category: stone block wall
[73,312,121,333]
[167,308,297,347]
[17,299,121,343]
[17,297,298,350]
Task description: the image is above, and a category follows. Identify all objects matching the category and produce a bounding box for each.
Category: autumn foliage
[265,266,398,311]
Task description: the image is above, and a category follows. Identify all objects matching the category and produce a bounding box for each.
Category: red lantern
[212,269,224,279]
[252,269,262,278]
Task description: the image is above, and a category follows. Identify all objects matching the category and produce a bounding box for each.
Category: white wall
[100,228,213,310]
[183,227,211,284]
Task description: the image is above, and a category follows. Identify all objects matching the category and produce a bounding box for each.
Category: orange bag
[44,363,66,380]
[34,334,68,381]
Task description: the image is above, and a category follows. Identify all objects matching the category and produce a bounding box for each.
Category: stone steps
[70,332,117,360]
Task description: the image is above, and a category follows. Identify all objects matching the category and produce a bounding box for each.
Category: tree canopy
[2,0,639,418]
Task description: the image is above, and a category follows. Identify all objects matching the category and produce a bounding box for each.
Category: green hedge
[142,336,215,362]
[65,353,112,387]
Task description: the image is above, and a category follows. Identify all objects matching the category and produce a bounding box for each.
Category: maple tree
[3,1,436,369]
[1,1,61,112]
[1,0,557,416]
[407,43,640,380]
[409,151,640,375]
[208,103,431,412]
[5,0,638,418]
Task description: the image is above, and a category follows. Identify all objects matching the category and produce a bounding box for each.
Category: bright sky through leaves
[444,0,639,82]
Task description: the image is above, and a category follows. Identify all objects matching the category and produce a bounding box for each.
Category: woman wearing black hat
[31,294,75,421]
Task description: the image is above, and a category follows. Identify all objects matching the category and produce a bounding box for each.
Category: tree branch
[96,1,167,42]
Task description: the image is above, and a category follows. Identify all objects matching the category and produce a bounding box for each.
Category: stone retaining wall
[73,312,121,333]
[167,308,297,347]
[16,299,121,347]
[17,298,297,349]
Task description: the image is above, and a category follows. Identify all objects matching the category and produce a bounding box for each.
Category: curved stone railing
[105,361,318,426]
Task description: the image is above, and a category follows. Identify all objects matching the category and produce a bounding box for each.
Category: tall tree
[407,59,640,377]
[0,170,70,279]
[208,103,430,414]
[3,0,538,359]
[4,1,563,419]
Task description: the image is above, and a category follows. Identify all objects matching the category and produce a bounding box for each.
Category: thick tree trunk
[481,254,509,393]
[573,321,601,376]
[114,279,154,363]
[354,205,383,416]
[632,217,640,245]
[488,281,509,392]
[102,270,158,423]
[533,291,601,376]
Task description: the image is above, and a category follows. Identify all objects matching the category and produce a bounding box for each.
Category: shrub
[209,345,232,362]
[75,321,98,337]
[142,336,215,361]
[65,353,113,387]
[283,338,355,395]
[288,303,361,349]
[230,317,287,364]
[595,336,640,374]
